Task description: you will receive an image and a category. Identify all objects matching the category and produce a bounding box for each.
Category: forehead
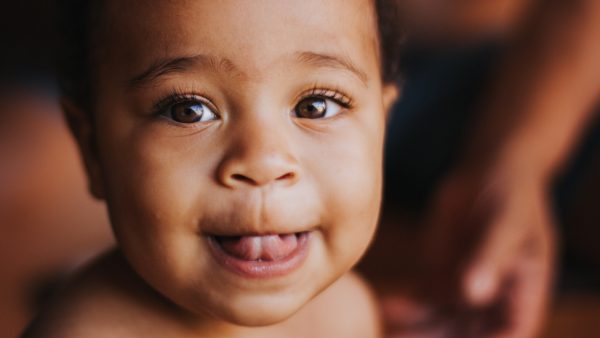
[94,0,380,85]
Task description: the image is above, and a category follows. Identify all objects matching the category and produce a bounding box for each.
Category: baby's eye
[162,100,218,124]
[294,97,342,119]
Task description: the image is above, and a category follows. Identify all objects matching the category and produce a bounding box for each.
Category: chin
[226,310,295,327]
[215,293,309,327]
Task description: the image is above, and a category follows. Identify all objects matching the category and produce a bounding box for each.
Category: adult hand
[420,161,555,338]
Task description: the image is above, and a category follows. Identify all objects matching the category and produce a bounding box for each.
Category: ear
[61,98,105,200]
[382,83,400,122]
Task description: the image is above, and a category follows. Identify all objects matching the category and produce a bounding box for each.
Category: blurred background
[0,1,598,337]
[0,2,113,337]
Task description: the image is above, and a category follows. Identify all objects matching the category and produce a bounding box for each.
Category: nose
[217,121,300,189]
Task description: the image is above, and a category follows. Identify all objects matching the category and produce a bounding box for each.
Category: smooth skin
[24,0,398,337]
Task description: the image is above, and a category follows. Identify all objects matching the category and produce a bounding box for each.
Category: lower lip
[207,232,310,279]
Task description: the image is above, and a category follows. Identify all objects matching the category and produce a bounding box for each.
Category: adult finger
[490,209,555,338]
[462,187,548,307]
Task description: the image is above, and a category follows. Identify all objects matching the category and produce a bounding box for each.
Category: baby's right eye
[159,98,218,124]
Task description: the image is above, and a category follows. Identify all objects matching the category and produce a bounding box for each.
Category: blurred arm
[464,0,600,180]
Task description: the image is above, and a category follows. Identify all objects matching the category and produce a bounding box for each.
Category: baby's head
[59,0,402,327]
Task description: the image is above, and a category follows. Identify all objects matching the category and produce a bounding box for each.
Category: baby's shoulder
[21,250,183,338]
[285,271,382,338]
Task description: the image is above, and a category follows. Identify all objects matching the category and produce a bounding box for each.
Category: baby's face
[82,0,394,326]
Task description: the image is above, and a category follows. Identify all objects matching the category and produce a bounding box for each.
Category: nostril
[277,172,295,181]
[231,174,256,185]
[228,171,296,186]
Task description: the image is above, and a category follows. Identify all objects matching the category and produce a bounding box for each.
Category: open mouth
[207,232,310,278]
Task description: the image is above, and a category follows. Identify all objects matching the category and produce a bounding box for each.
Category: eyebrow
[295,51,369,86]
[127,54,238,89]
[127,51,369,89]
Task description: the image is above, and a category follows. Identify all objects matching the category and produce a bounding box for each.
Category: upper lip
[197,207,319,237]
[196,189,322,237]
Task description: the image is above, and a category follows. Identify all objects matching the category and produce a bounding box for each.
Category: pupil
[298,98,326,118]
[173,102,204,123]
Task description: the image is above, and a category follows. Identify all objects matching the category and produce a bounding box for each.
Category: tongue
[218,234,298,261]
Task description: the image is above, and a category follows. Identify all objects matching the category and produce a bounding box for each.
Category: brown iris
[170,102,206,123]
[295,97,327,119]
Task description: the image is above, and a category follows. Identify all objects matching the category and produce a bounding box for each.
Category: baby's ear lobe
[382,83,400,121]
[61,98,105,200]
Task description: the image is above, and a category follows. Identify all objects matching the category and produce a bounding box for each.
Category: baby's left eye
[293,97,342,119]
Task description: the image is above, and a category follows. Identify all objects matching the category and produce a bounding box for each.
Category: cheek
[304,113,384,268]
[96,120,217,281]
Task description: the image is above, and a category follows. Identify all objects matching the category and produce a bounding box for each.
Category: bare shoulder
[21,250,185,338]
[286,271,382,338]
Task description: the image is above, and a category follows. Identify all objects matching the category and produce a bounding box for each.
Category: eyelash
[151,85,355,117]
[298,85,354,109]
[152,89,216,117]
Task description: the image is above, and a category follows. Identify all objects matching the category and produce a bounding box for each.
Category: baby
[24,0,402,337]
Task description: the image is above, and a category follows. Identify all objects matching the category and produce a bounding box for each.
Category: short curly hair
[57,0,403,108]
